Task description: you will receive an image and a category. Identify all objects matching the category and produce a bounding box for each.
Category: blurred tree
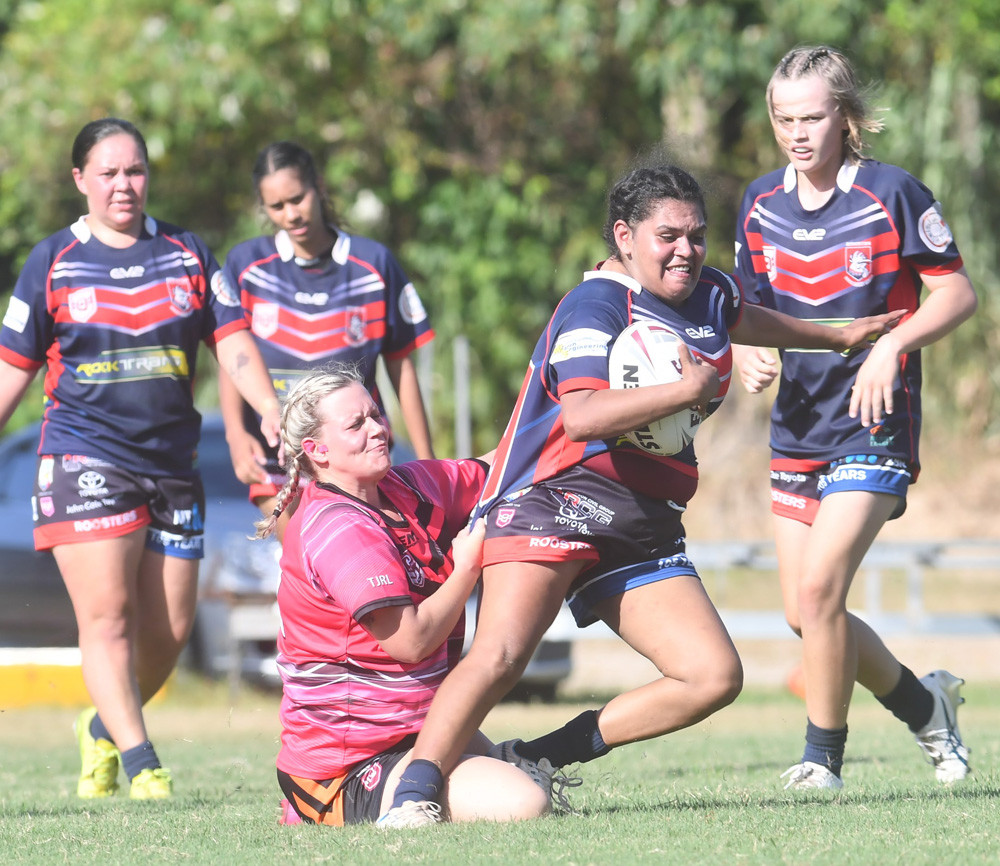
[0,0,995,448]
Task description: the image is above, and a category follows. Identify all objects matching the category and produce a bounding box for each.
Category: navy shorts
[482,465,698,628]
[32,453,206,558]
[770,453,912,525]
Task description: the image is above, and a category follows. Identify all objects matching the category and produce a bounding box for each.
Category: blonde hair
[253,364,364,539]
[766,45,884,165]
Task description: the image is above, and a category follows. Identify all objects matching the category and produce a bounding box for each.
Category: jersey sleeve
[379,246,435,360]
[734,183,774,307]
[545,284,627,399]
[0,240,56,370]
[191,232,246,345]
[890,169,964,274]
[301,501,413,622]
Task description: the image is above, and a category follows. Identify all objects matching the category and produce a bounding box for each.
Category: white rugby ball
[607,320,703,455]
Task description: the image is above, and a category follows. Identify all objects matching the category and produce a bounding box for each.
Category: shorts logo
[78,471,107,492]
[167,278,194,315]
[345,307,367,346]
[762,245,777,282]
[68,287,98,323]
[496,507,516,528]
[38,457,54,491]
[360,761,383,791]
[844,242,872,287]
[251,302,279,339]
[40,496,55,517]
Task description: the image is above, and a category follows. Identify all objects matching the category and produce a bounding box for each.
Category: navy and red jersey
[222,229,434,447]
[0,215,246,476]
[735,160,965,464]
[476,266,743,516]
[276,457,487,779]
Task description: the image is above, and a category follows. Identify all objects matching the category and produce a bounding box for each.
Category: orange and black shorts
[277,734,416,825]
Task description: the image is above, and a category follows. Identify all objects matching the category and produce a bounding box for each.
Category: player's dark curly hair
[602,164,706,259]
[252,140,338,227]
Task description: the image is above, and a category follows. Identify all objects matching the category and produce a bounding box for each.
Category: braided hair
[253,364,364,539]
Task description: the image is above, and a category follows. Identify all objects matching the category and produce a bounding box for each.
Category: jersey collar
[782,161,860,194]
[275,227,352,266]
[582,267,643,294]
[71,214,157,243]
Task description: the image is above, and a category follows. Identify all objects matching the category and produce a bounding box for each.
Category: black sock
[120,740,161,781]
[389,759,444,809]
[89,713,115,746]
[802,719,847,777]
[515,710,610,767]
[874,665,934,732]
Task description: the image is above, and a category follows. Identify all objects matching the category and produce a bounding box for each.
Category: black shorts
[482,465,697,627]
[277,734,417,826]
[32,453,205,558]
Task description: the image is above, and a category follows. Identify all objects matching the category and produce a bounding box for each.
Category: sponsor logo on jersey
[762,245,777,282]
[844,242,873,287]
[252,302,280,339]
[38,457,54,491]
[685,325,716,340]
[551,328,612,364]
[68,287,98,323]
[211,270,241,307]
[345,307,367,346]
[110,265,145,279]
[496,507,516,528]
[167,278,194,316]
[74,349,189,381]
[399,283,428,325]
[918,203,954,252]
[868,424,897,448]
[294,291,330,305]
[403,550,425,587]
[2,296,30,333]
[793,228,827,241]
[360,761,383,791]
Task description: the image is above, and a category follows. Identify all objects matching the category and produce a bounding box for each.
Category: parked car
[0,416,573,700]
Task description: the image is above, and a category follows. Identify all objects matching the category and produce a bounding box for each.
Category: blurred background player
[0,117,280,799]
[220,141,435,539]
[258,367,547,827]
[380,160,901,826]
[733,45,977,789]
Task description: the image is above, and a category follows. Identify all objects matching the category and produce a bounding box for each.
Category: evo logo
[685,325,716,339]
[793,228,826,241]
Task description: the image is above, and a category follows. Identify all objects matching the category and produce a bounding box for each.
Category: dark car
[0,416,572,699]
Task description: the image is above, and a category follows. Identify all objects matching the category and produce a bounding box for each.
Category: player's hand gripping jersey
[735,161,965,463]
[276,458,487,779]
[223,230,434,447]
[0,216,246,475]
[477,267,743,516]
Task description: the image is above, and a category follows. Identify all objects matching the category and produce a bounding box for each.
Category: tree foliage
[0,0,996,449]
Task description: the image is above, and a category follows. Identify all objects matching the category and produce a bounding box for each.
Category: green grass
[1,674,998,865]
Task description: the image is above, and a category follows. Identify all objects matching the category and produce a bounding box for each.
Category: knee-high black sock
[874,665,934,732]
[515,710,610,767]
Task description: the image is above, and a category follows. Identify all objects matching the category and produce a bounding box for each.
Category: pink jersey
[275,458,487,779]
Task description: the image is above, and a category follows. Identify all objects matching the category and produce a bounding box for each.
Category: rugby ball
[607,321,703,455]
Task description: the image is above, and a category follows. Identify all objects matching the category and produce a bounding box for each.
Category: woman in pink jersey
[0,118,281,800]
[734,46,977,789]
[257,366,547,827]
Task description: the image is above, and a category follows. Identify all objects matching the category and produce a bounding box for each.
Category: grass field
[1,673,998,865]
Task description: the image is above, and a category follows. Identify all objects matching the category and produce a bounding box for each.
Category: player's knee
[463,638,533,691]
[704,657,743,710]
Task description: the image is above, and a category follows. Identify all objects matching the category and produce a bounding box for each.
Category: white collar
[275,227,351,266]
[583,268,642,294]
[70,214,157,243]
[783,161,859,194]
